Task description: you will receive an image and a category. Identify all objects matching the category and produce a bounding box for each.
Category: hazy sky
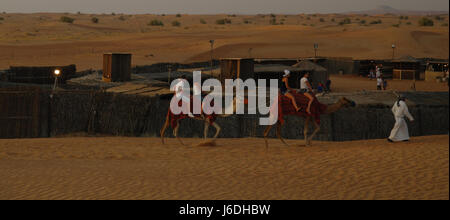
[2,0,449,14]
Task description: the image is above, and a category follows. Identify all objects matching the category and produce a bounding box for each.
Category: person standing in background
[377,77,383,90]
[369,69,375,80]
[382,77,388,90]
[376,64,382,79]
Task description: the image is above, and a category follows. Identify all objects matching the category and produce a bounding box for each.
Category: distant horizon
[1,0,449,14]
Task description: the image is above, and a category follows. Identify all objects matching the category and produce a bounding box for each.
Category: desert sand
[330,75,449,92]
[0,13,448,70]
[0,135,448,200]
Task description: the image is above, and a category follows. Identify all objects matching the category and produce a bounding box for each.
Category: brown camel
[160,96,245,145]
[263,97,355,147]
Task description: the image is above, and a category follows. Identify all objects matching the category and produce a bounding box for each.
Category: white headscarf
[283,70,290,77]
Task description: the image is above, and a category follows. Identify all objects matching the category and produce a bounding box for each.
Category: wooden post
[32,88,41,137]
[168,66,172,85]
[210,40,214,76]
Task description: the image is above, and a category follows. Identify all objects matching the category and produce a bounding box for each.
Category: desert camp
[0,0,448,201]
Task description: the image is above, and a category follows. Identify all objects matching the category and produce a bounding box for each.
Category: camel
[160,96,245,145]
[263,96,355,148]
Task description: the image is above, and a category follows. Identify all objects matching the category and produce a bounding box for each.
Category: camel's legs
[204,118,221,140]
[160,113,170,144]
[203,119,210,139]
[307,120,321,146]
[276,122,289,147]
[304,117,310,146]
[212,122,221,139]
[263,125,273,149]
[173,121,186,146]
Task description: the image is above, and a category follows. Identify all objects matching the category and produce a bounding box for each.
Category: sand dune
[0,135,448,200]
[0,13,448,70]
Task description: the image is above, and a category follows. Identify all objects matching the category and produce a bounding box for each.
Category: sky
[1,0,449,14]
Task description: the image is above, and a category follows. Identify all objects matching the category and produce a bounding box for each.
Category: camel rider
[192,81,204,115]
[281,70,301,112]
[388,95,414,142]
[300,72,314,114]
[174,75,194,118]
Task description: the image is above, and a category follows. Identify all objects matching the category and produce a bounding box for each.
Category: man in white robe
[388,96,414,142]
[173,75,194,118]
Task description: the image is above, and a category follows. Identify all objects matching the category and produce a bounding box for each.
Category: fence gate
[0,88,44,138]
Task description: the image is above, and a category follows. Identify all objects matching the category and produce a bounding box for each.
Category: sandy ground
[0,13,448,70]
[330,75,449,92]
[0,135,448,200]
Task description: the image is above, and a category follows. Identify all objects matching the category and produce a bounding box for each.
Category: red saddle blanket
[167,96,216,128]
[276,92,327,124]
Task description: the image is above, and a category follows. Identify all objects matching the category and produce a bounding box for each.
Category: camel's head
[340,97,356,107]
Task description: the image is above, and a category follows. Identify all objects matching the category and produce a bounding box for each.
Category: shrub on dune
[435,15,443,21]
[370,19,382,25]
[172,20,181,27]
[339,18,351,25]
[148,19,164,26]
[216,18,231,25]
[269,18,277,25]
[60,16,75,23]
[418,17,434,26]
[91,17,99,24]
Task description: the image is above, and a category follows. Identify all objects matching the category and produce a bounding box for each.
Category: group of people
[280,70,317,114]
[369,64,388,90]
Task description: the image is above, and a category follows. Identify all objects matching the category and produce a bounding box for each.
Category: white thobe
[174,79,190,103]
[388,101,414,141]
[376,67,381,78]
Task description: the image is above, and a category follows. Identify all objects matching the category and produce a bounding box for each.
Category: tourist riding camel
[173,75,194,118]
[300,72,314,114]
[161,94,246,146]
[281,70,301,112]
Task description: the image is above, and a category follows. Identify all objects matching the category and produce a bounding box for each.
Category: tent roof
[393,55,419,63]
[254,64,301,73]
[292,60,327,71]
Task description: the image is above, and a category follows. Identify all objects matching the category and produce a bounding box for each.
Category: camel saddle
[277,91,327,124]
[167,96,216,128]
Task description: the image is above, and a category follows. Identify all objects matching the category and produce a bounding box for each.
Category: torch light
[53,69,61,91]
